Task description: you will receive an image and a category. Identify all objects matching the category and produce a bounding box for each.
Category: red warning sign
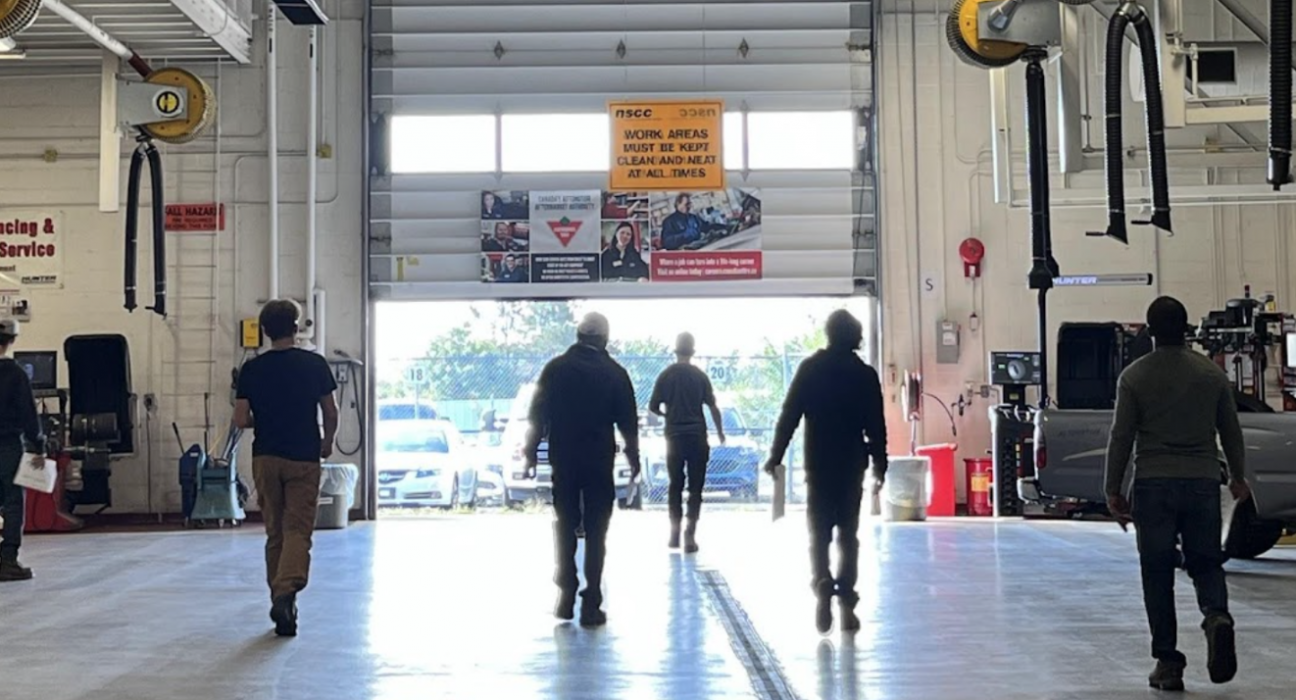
[165,203,226,232]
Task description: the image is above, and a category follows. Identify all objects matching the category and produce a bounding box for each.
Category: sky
[376,297,875,363]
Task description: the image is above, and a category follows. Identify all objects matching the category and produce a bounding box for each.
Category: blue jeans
[1132,478,1231,665]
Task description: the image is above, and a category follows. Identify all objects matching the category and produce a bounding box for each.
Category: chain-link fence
[377,353,812,505]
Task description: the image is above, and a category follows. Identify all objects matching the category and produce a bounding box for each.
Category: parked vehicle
[499,383,635,508]
[1024,406,1296,560]
[640,404,763,503]
[377,419,477,509]
[474,469,506,508]
[377,399,438,422]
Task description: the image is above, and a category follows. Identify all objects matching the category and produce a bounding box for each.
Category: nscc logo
[614,108,654,119]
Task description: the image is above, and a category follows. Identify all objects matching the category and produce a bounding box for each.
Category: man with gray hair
[525,312,641,627]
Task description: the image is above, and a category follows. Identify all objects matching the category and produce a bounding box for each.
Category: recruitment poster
[0,211,63,289]
[609,100,724,191]
[480,188,760,284]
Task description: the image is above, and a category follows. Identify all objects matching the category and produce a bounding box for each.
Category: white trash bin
[317,463,359,530]
[882,456,931,522]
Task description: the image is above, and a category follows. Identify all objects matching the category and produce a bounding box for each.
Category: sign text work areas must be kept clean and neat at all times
[610,101,725,192]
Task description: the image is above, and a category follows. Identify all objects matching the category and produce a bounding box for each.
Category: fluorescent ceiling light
[0,37,16,52]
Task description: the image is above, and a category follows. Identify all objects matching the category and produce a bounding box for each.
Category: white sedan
[377,420,477,509]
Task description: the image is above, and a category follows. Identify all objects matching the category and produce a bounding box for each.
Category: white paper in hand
[14,454,57,494]
[772,463,787,522]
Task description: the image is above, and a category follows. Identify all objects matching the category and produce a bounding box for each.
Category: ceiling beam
[167,0,252,64]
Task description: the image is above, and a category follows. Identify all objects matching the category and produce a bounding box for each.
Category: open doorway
[373,297,877,517]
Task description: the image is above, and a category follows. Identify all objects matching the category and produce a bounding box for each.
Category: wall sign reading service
[609,100,724,192]
[0,211,63,289]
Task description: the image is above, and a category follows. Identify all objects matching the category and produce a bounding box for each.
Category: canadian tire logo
[548,217,583,247]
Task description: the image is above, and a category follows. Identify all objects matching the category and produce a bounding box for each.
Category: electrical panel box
[240,319,262,349]
[936,320,960,364]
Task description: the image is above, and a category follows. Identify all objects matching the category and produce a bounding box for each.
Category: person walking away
[525,312,640,627]
[649,332,725,553]
[0,319,44,581]
[764,310,887,634]
[234,300,339,637]
[1105,296,1248,691]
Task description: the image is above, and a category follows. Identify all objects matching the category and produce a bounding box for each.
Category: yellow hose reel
[139,67,216,145]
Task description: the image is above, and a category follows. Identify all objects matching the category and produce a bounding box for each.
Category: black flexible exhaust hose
[1102,11,1130,244]
[1025,56,1056,291]
[1270,0,1293,190]
[146,143,167,318]
[124,146,143,312]
[1025,53,1053,408]
[1131,14,1172,232]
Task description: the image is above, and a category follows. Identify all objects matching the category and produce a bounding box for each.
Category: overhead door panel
[370,0,877,300]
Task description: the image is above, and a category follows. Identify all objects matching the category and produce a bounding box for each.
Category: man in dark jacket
[0,319,44,581]
[1105,297,1246,691]
[765,310,887,634]
[525,312,640,627]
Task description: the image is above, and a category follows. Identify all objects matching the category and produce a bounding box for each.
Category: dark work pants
[666,433,709,525]
[552,462,615,606]
[0,439,25,561]
[1132,478,1231,666]
[807,477,864,607]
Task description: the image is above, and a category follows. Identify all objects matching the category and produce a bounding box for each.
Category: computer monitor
[13,351,57,391]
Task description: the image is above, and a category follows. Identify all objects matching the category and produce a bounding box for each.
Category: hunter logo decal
[547,217,584,247]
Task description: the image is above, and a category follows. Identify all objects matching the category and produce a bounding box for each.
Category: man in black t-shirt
[649,332,724,553]
[234,300,339,637]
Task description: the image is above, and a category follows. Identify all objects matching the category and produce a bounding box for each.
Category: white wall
[878,6,1296,498]
[0,4,367,514]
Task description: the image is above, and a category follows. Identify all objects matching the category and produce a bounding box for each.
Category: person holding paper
[1104,297,1247,692]
[0,319,44,582]
[764,310,888,635]
[649,332,723,553]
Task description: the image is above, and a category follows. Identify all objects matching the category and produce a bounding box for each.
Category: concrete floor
[2,512,1294,700]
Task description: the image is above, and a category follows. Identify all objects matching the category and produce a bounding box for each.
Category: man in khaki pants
[235,300,339,637]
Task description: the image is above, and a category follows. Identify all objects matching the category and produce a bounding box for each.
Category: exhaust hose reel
[1270,0,1293,190]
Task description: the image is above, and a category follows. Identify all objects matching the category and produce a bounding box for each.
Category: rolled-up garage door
[369,0,878,301]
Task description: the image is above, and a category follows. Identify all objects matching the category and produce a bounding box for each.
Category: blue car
[641,406,762,503]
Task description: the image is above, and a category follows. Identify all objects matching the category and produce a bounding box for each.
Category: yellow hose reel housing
[0,0,42,39]
[947,0,1030,68]
[140,67,216,145]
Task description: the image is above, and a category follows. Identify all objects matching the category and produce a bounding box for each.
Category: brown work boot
[0,559,32,582]
[1205,615,1238,685]
[668,521,681,549]
[1148,660,1185,691]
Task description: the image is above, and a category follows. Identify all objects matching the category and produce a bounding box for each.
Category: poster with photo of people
[480,188,761,284]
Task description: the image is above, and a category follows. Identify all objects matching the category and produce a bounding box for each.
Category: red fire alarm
[959,237,985,278]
